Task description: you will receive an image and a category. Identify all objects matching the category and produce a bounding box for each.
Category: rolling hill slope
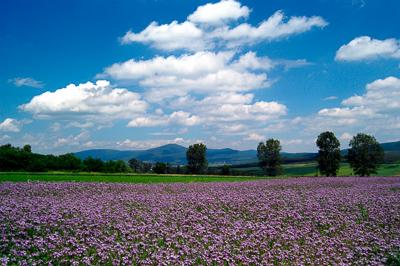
[74,141,400,165]
[74,144,316,165]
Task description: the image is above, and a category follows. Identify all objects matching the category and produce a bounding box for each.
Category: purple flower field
[1,177,400,265]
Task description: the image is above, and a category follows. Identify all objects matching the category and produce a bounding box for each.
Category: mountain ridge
[74,141,400,165]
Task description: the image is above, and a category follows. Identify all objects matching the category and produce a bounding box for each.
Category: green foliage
[186,143,208,174]
[257,139,282,176]
[153,162,167,174]
[23,144,32,153]
[0,144,28,171]
[82,158,128,173]
[356,203,369,223]
[0,172,259,183]
[128,158,142,172]
[176,165,182,174]
[83,157,104,172]
[386,252,400,266]
[221,164,231,175]
[348,133,384,176]
[128,158,152,173]
[0,144,129,173]
[165,163,173,174]
[104,160,128,173]
[230,161,400,177]
[316,131,341,176]
[142,162,152,173]
[0,144,78,172]
[58,153,82,171]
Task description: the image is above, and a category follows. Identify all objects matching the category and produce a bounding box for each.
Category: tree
[316,131,341,176]
[113,160,128,173]
[186,143,208,174]
[176,165,182,174]
[58,153,82,171]
[142,162,152,173]
[257,139,282,176]
[128,158,142,172]
[348,133,384,176]
[153,162,167,174]
[0,143,130,173]
[104,160,129,173]
[221,164,231,176]
[23,144,32,153]
[83,156,104,172]
[0,144,28,171]
[166,163,172,174]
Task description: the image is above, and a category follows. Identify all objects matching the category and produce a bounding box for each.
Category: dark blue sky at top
[0,0,399,153]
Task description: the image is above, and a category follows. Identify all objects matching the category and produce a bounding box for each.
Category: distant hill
[75,141,400,165]
[74,144,316,165]
[380,141,400,163]
[75,144,258,165]
[339,141,400,163]
[380,141,400,151]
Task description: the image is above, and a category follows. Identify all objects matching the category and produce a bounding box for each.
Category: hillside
[75,141,400,165]
[75,144,317,165]
[75,144,259,165]
[380,141,400,163]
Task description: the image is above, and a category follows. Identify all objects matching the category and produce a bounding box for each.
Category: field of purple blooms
[1,177,400,265]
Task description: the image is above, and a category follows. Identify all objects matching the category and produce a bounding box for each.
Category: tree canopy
[348,133,384,176]
[186,143,208,174]
[0,144,129,173]
[316,131,341,176]
[257,139,282,176]
[153,162,167,174]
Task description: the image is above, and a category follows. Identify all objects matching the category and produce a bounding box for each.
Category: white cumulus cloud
[20,80,148,121]
[211,10,327,47]
[284,76,400,151]
[0,118,22,132]
[231,51,274,71]
[128,111,200,128]
[340,132,353,141]
[120,1,327,51]
[128,94,287,130]
[316,76,400,130]
[188,0,250,25]
[245,132,265,142]
[103,51,234,80]
[121,21,205,51]
[342,76,400,111]
[0,135,11,143]
[335,36,400,61]
[116,137,189,150]
[102,51,270,101]
[318,107,374,118]
[207,101,287,122]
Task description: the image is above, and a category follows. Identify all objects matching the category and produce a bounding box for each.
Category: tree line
[157,132,384,177]
[0,142,210,175]
[256,132,384,177]
[0,143,203,174]
[0,144,129,173]
[0,132,384,176]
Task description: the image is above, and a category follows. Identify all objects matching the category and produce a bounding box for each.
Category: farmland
[0,172,260,184]
[0,161,398,184]
[230,162,400,177]
[1,177,400,265]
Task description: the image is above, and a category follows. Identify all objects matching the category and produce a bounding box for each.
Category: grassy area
[0,162,398,184]
[0,172,261,183]
[232,162,400,177]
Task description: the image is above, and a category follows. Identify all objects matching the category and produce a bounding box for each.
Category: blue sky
[1,0,399,153]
